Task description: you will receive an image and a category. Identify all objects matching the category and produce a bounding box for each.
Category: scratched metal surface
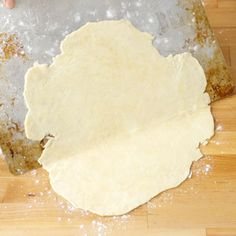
[0,0,233,174]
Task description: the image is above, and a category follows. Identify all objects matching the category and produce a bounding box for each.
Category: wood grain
[204,3,236,233]
[0,1,236,235]
[217,0,236,9]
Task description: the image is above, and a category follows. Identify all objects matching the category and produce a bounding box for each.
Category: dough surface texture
[24,20,214,216]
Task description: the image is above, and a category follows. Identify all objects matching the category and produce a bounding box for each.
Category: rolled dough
[24,20,214,216]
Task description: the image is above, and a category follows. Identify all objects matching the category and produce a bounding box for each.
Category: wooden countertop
[0,1,236,235]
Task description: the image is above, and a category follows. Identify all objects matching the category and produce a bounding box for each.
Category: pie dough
[24,20,214,216]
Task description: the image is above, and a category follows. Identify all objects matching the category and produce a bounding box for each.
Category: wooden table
[0,1,236,235]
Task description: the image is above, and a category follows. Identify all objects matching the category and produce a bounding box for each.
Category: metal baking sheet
[0,0,234,174]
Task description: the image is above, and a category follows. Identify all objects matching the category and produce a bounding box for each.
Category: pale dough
[24,20,214,216]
